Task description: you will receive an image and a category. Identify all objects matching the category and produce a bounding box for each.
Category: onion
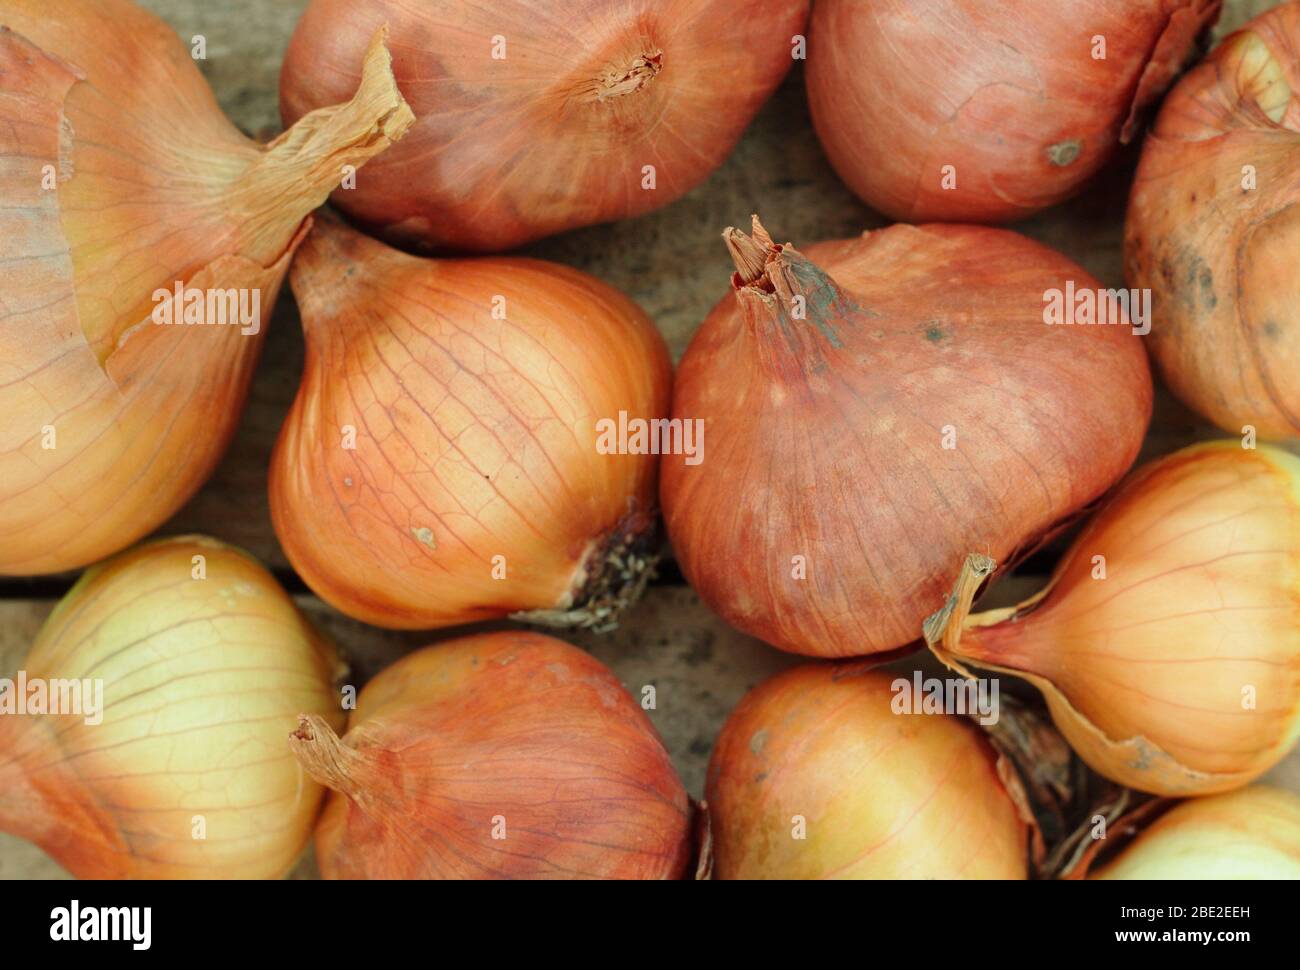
[807,0,1221,222]
[1125,1,1300,438]
[1092,786,1300,879]
[269,216,671,631]
[0,0,414,576]
[279,0,809,251]
[926,441,1300,797]
[660,217,1153,657]
[289,631,692,879]
[705,663,1028,879]
[0,536,345,879]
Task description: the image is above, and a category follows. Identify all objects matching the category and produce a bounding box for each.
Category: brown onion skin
[269,216,671,630]
[807,0,1221,223]
[293,631,692,879]
[931,442,1300,797]
[1125,2,1300,438]
[661,222,1153,658]
[280,0,809,252]
[706,664,1028,879]
[0,2,412,575]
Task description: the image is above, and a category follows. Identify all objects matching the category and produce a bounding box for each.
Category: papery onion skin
[0,536,344,879]
[280,0,809,251]
[1125,1,1300,438]
[269,216,671,630]
[1094,786,1300,879]
[661,219,1153,657]
[931,442,1300,796]
[290,631,692,879]
[0,0,413,575]
[807,0,1221,223]
[705,664,1028,879]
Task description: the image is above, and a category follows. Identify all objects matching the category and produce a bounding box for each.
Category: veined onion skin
[0,0,413,575]
[290,631,692,880]
[1125,1,1300,439]
[807,0,1221,223]
[269,216,672,631]
[280,0,810,251]
[1094,786,1300,879]
[928,441,1300,797]
[661,218,1152,657]
[705,664,1028,879]
[0,536,344,879]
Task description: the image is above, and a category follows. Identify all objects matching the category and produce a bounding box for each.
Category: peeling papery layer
[924,442,1300,798]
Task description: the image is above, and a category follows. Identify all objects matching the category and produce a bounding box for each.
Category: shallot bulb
[807,0,1221,222]
[269,217,672,630]
[280,0,810,251]
[1093,786,1300,879]
[0,1,413,575]
[705,663,1028,879]
[927,442,1300,797]
[1126,1,1300,438]
[660,217,1152,657]
[290,631,692,879]
[0,537,345,879]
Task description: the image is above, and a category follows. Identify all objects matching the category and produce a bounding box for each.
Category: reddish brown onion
[660,218,1153,657]
[1126,0,1300,438]
[807,0,1221,222]
[281,0,809,251]
[290,631,692,879]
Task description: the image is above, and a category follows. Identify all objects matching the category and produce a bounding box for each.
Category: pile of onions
[0,0,414,576]
[290,631,692,879]
[1125,1,1300,438]
[705,663,1028,879]
[0,536,344,879]
[269,216,671,630]
[280,0,809,251]
[1092,786,1300,879]
[807,0,1222,222]
[926,441,1300,797]
[661,217,1152,657]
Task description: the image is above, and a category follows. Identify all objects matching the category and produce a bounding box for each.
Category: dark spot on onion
[1046,138,1083,166]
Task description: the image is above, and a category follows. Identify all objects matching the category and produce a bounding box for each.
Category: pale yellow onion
[0,536,345,879]
[705,664,1028,879]
[0,0,414,575]
[927,441,1300,796]
[1094,786,1300,879]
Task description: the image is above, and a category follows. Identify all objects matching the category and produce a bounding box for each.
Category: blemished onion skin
[1125,1,1300,439]
[0,1,413,576]
[269,217,672,630]
[0,537,345,879]
[705,664,1028,879]
[807,0,1221,223]
[660,219,1153,658]
[1094,786,1300,879]
[929,442,1300,797]
[279,0,809,252]
[290,631,692,879]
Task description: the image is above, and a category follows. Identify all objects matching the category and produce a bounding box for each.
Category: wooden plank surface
[2,0,1296,879]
